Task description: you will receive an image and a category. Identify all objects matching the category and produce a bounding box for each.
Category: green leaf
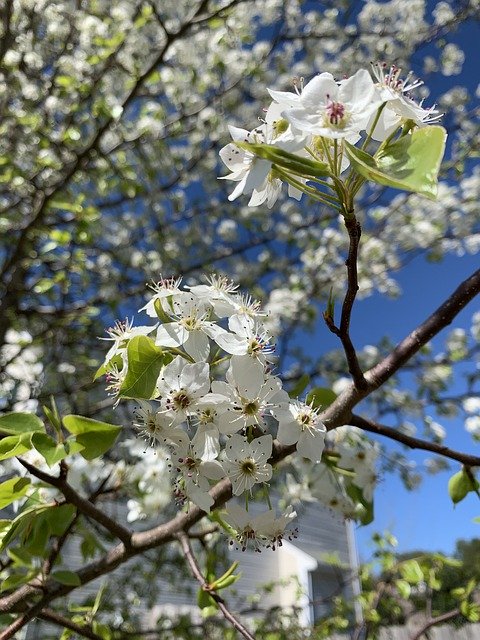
[25,517,50,556]
[448,469,477,504]
[52,570,81,586]
[238,142,331,179]
[63,415,121,460]
[1,571,32,591]
[7,546,34,567]
[345,125,447,199]
[118,335,165,399]
[306,387,337,409]
[31,432,68,467]
[93,353,123,381]
[0,412,44,435]
[400,559,424,584]
[288,374,310,398]
[46,504,76,536]
[395,579,411,599]
[0,433,33,460]
[0,504,51,552]
[0,477,30,509]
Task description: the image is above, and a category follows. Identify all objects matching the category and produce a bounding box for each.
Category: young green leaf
[345,125,447,199]
[399,559,424,584]
[63,415,121,460]
[306,387,337,409]
[52,570,81,586]
[0,412,44,436]
[31,432,68,467]
[118,335,166,399]
[0,433,33,461]
[0,477,30,510]
[448,468,477,504]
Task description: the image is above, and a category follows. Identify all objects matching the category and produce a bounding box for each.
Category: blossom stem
[177,531,257,640]
[274,168,342,210]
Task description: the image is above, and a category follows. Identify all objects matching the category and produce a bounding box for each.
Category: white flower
[223,434,273,495]
[155,292,228,361]
[139,276,183,318]
[157,357,210,424]
[212,356,288,434]
[223,503,297,551]
[219,112,304,208]
[282,69,379,140]
[133,400,186,448]
[186,274,240,318]
[273,400,327,463]
[171,428,224,512]
[101,318,156,364]
[367,62,442,141]
[466,416,480,437]
[259,505,298,550]
[463,397,480,414]
[219,124,272,202]
[213,315,275,363]
[223,504,274,551]
[337,441,379,474]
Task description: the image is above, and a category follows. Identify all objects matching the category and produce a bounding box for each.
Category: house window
[309,564,348,623]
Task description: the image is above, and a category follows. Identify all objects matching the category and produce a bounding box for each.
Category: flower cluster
[101,275,380,548]
[219,63,441,208]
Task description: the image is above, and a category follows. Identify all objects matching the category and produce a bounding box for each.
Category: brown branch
[410,607,461,640]
[38,608,105,640]
[368,267,480,390]
[323,267,480,429]
[16,458,133,547]
[324,215,368,391]
[350,414,480,467]
[176,530,256,640]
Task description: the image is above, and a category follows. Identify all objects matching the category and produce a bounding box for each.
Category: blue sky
[352,251,480,558]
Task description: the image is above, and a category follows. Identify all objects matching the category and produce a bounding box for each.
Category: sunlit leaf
[345,126,447,199]
[119,335,166,399]
[0,413,44,436]
[0,477,30,510]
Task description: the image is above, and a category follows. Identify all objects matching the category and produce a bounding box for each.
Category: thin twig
[16,458,132,547]
[350,414,480,467]
[38,608,105,640]
[410,607,461,640]
[176,530,256,640]
[324,215,368,390]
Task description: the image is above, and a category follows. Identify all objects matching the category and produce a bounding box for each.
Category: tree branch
[410,607,461,640]
[16,458,133,547]
[350,414,480,467]
[38,608,105,640]
[324,215,368,390]
[323,267,480,428]
[176,530,256,640]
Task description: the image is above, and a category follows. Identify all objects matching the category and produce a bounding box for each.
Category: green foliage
[0,412,44,435]
[118,335,170,399]
[52,570,81,586]
[0,477,30,509]
[448,468,479,504]
[0,502,76,568]
[306,387,337,409]
[239,143,330,179]
[62,415,122,460]
[345,125,447,199]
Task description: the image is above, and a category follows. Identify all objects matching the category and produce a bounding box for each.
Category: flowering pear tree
[0,1,480,639]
